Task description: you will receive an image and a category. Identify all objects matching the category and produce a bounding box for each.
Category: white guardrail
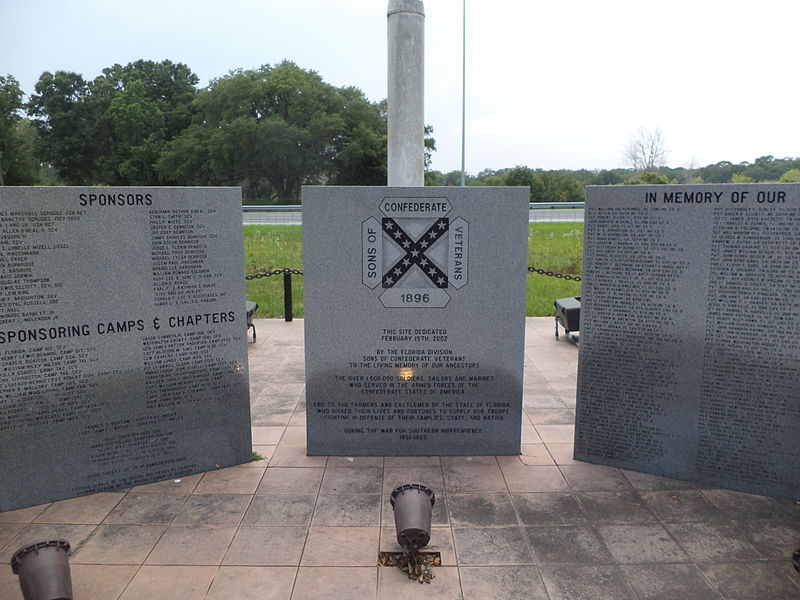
[242,202,585,225]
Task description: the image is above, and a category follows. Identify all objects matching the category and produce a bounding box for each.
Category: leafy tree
[504,166,544,201]
[623,171,669,185]
[28,60,198,185]
[27,71,96,184]
[731,173,754,183]
[779,169,800,183]
[698,160,735,183]
[424,170,444,186]
[158,61,391,201]
[0,75,38,184]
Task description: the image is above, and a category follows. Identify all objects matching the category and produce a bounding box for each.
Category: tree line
[426,155,800,203]
[1,60,799,201]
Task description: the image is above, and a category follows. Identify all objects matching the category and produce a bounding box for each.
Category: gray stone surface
[0,187,251,511]
[303,186,528,455]
[576,184,800,498]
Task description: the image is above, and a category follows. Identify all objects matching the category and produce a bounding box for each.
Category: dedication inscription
[576,184,800,498]
[304,187,528,455]
[0,187,251,511]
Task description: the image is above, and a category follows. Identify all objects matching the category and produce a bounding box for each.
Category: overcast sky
[2,0,798,174]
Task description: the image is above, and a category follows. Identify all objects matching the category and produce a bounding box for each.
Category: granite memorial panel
[576,184,800,498]
[0,187,251,511]
[303,186,528,455]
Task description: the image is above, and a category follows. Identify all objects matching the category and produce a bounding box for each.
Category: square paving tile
[171,494,251,525]
[441,456,499,467]
[71,564,139,600]
[447,493,517,527]
[145,524,236,565]
[639,490,726,523]
[103,493,188,525]
[312,493,382,527]
[0,503,51,524]
[500,464,569,493]
[534,424,575,444]
[539,565,637,600]
[546,443,581,465]
[703,489,791,521]
[460,565,549,599]
[665,522,765,562]
[377,565,462,599]
[269,445,327,468]
[256,467,323,495]
[326,456,384,468]
[452,526,533,565]
[71,524,165,564]
[223,526,307,566]
[735,518,800,559]
[278,426,307,447]
[620,470,695,491]
[576,491,657,525]
[34,492,125,524]
[620,564,722,600]
[526,525,614,565]
[383,466,444,495]
[0,524,25,551]
[516,444,557,466]
[512,493,587,526]
[523,394,566,410]
[596,524,688,564]
[300,526,379,566]
[560,465,632,492]
[383,456,440,467]
[119,565,217,600]
[320,467,383,494]
[293,566,377,599]
[194,466,265,494]
[251,426,285,446]
[443,465,508,493]
[698,561,800,600]
[242,494,316,527]
[527,408,576,425]
[130,474,203,495]
[247,445,274,467]
[205,566,297,600]
[521,425,544,444]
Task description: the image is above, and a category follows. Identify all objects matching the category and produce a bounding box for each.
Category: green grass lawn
[243,222,583,318]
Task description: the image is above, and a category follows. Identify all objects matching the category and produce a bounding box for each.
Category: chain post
[283,269,293,322]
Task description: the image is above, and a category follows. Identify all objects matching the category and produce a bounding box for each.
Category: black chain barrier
[245,268,304,322]
[528,266,581,282]
[245,267,304,280]
[244,267,578,322]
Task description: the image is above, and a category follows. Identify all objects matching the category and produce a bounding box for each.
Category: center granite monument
[575,183,800,498]
[303,186,528,455]
[0,187,251,511]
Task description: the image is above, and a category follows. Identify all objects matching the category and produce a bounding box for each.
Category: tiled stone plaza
[1,318,799,599]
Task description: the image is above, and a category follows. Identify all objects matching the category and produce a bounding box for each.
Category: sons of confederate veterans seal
[362,197,469,308]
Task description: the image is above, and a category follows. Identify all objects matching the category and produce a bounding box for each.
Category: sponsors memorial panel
[0,187,251,510]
